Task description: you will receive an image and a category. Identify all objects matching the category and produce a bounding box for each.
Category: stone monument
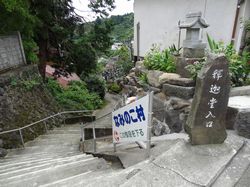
[176,12,209,77]
[185,54,230,145]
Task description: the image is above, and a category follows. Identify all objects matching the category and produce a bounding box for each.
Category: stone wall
[0,65,61,150]
[0,32,26,72]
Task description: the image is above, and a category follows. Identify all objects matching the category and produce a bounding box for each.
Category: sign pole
[146,91,153,158]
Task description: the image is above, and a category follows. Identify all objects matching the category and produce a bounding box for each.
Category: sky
[72,0,134,22]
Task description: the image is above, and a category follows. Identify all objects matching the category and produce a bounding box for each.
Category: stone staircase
[0,123,113,187]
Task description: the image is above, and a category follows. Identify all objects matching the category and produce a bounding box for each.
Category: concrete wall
[0,32,26,72]
[134,0,249,57]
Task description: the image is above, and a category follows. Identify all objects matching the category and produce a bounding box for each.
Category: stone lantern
[179,12,209,58]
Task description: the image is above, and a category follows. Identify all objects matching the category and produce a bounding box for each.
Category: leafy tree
[0,0,116,78]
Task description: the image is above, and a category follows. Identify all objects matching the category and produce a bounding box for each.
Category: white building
[133,0,250,59]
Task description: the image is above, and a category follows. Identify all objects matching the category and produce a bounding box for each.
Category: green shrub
[107,82,122,93]
[204,34,250,86]
[185,59,206,80]
[113,45,133,75]
[81,73,106,99]
[23,39,39,64]
[169,44,182,56]
[144,45,176,73]
[46,79,103,110]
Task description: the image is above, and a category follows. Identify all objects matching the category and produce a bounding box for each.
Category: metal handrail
[0,110,93,147]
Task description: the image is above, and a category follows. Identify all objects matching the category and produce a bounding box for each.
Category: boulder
[234,109,250,139]
[147,70,164,88]
[153,96,166,122]
[0,148,7,157]
[151,117,171,136]
[162,83,195,99]
[0,87,4,96]
[162,77,195,87]
[165,99,184,133]
[159,73,181,85]
[135,61,148,75]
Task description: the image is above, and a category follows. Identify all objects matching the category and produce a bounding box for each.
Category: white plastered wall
[134,0,243,57]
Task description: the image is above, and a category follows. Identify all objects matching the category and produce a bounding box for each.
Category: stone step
[2,150,79,161]
[40,169,116,187]
[52,159,150,187]
[24,139,79,147]
[1,157,109,187]
[212,141,250,187]
[37,134,80,139]
[54,124,81,130]
[0,152,83,168]
[6,144,79,156]
[0,154,92,178]
[47,129,80,135]
[0,153,90,174]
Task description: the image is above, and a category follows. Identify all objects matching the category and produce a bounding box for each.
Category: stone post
[185,54,230,145]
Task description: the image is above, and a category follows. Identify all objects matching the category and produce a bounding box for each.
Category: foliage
[87,18,113,56]
[115,45,133,74]
[144,45,176,73]
[138,73,148,84]
[67,41,97,75]
[108,13,134,42]
[0,0,116,77]
[46,79,103,110]
[185,59,206,80]
[205,34,250,86]
[22,40,39,63]
[0,0,39,64]
[107,82,122,93]
[244,20,250,52]
[169,44,182,56]
[80,73,106,99]
[229,52,250,86]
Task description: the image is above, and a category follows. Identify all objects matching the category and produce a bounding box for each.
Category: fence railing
[0,110,93,147]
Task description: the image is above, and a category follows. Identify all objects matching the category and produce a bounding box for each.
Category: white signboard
[112,94,149,143]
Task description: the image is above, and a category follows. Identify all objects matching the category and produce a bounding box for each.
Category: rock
[122,85,138,97]
[225,107,239,129]
[147,86,161,94]
[0,87,4,96]
[164,77,195,87]
[176,57,201,78]
[153,96,166,122]
[147,70,164,88]
[159,73,181,85]
[162,84,195,99]
[170,98,191,110]
[0,148,7,157]
[230,86,250,97]
[165,110,183,133]
[128,72,136,77]
[0,139,3,148]
[185,54,230,145]
[135,61,148,75]
[155,92,168,101]
[234,109,250,139]
[152,118,170,136]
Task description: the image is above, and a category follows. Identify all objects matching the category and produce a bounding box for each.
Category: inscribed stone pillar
[185,54,230,145]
